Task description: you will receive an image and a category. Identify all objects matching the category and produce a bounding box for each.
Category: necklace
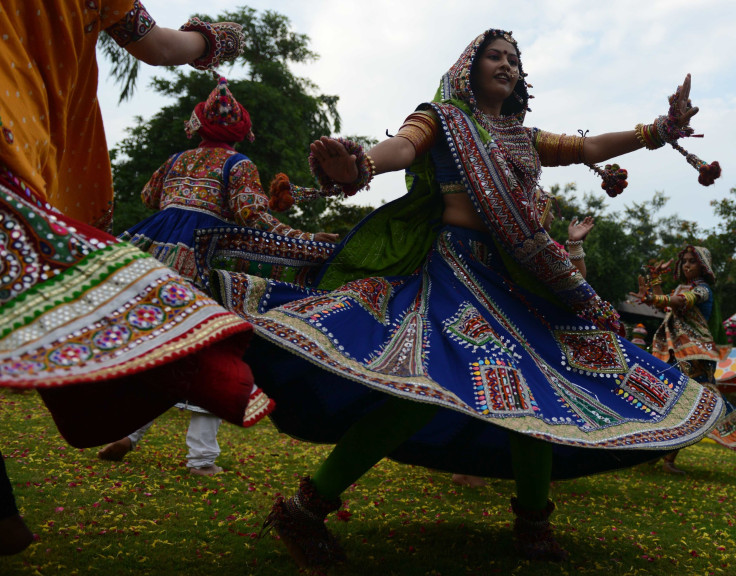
[472,109,541,190]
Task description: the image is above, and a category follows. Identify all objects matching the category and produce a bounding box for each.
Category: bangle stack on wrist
[651,294,670,309]
[565,239,585,261]
[634,86,721,187]
[635,122,665,149]
[179,18,245,71]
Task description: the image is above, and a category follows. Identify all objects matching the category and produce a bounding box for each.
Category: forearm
[583,131,642,164]
[124,25,206,66]
[565,239,587,279]
[367,137,417,175]
[573,259,587,279]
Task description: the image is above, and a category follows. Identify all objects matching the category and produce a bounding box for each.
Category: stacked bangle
[635,123,665,150]
[650,294,670,309]
[565,239,585,261]
[681,291,697,309]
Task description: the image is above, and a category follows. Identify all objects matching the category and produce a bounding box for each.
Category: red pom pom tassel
[698,161,721,186]
[268,173,295,212]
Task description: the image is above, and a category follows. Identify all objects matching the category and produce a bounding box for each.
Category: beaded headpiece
[674,245,715,284]
[185,76,253,143]
[440,28,530,120]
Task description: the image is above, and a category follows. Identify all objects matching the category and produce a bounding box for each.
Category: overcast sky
[97,0,736,231]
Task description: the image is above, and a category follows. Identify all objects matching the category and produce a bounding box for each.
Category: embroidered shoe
[263,476,346,569]
[511,497,569,561]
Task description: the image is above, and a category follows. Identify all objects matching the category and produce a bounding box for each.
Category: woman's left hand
[567,216,594,242]
[670,73,699,129]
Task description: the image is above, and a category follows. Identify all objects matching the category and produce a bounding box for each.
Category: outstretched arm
[309,109,439,186]
[582,74,698,164]
[124,25,206,66]
[309,136,417,185]
[104,1,242,69]
[229,159,338,242]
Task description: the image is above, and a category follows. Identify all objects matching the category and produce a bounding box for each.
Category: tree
[108,7,344,234]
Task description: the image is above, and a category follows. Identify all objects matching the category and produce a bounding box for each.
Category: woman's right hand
[628,275,650,303]
[649,259,673,277]
[310,137,359,184]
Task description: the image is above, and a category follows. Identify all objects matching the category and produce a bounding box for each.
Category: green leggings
[312,396,553,511]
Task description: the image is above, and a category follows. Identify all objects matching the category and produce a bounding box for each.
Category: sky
[97,0,736,231]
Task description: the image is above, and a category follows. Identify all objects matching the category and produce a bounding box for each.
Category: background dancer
[98,76,336,472]
[631,246,736,470]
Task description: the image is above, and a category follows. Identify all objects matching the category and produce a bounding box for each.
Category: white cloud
[98,0,736,229]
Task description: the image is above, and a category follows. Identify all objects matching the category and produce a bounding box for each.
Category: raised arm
[309,109,438,195]
[565,216,595,278]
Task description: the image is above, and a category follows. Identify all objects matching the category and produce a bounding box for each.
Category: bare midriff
[442,193,488,233]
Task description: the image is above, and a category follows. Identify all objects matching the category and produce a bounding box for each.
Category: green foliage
[97,33,141,104]
[277,197,375,238]
[109,6,342,234]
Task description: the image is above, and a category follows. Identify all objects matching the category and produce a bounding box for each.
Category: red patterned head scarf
[439,28,531,120]
[675,245,715,284]
[184,77,252,143]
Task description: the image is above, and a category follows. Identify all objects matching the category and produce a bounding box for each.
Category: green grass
[1,390,735,575]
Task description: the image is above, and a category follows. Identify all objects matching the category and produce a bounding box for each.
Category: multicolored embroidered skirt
[708,395,736,450]
[0,173,264,446]
[212,226,724,479]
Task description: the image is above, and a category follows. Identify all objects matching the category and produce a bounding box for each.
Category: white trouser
[185,412,222,469]
[127,411,222,468]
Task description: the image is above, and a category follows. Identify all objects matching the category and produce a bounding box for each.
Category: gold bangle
[366,154,376,178]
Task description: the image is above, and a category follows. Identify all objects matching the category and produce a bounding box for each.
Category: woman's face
[471,38,519,114]
[681,252,703,281]
[542,207,555,231]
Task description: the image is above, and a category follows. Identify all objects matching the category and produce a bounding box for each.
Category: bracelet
[635,123,664,150]
[682,291,697,309]
[308,138,374,197]
[566,240,585,261]
[179,18,244,71]
[652,294,670,309]
[649,277,662,286]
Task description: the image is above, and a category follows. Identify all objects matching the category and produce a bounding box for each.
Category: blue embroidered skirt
[213,226,723,479]
[121,206,230,284]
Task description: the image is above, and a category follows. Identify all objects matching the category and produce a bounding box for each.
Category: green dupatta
[315,149,443,290]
